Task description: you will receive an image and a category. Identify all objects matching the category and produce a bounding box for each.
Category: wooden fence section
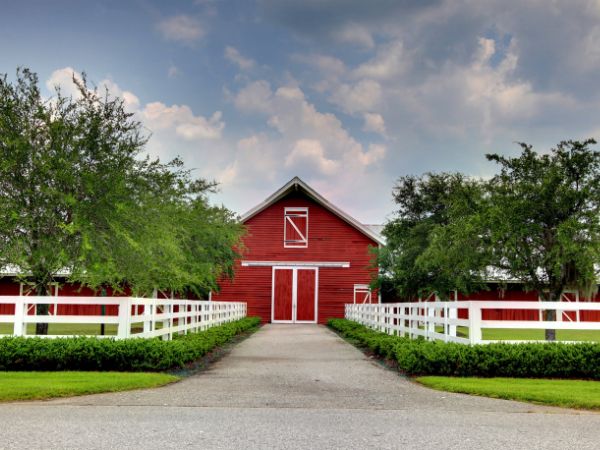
[346,301,600,344]
[0,296,247,340]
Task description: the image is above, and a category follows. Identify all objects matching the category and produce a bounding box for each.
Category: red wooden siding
[296,269,316,321]
[213,191,379,324]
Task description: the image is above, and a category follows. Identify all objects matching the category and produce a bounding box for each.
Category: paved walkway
[1,325,600,449]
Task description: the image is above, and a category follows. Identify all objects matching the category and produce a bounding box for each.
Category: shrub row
[328,318,600,379]
[0,316,261,372]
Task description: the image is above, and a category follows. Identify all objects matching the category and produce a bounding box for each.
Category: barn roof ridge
[240,176,386,245]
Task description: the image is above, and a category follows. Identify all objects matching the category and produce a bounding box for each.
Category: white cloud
[352,40,408,80]
[141,103,224,140]
[285,139,339,175]
[224,46,256,70]
[328,79,382,115]
[363,113,386,135]
[46,67,84,98]
[97,79,140,111]
[224,80,388,215]
[232,80,273,113]
[332,22,375,49]
[157,15,205,44]
[383,37,579,143]
[47,68,224,144]
[218,134,279,186]
[46,67,140,112]
[360,144,386,165]
[292,53,347,77]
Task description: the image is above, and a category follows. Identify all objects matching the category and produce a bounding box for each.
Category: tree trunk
[35,283,49,336]
[544,308,556,341]
[543,292,558,342]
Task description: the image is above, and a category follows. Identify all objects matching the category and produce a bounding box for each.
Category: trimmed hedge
[328,318,600,379]
[0,317,260,372]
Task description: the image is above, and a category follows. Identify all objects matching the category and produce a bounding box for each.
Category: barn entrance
[271,267,317,323]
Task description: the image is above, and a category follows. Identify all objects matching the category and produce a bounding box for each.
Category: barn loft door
[272,267,317,323]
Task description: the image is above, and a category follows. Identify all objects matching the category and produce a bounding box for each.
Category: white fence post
[427,305,435,340]
[117,297,132,339]
[468,302,482,344]
[12,297,25,336]
[143,299,153,334]
[448,304,457,338]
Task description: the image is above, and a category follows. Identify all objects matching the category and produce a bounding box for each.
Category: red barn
[212,177,384,324]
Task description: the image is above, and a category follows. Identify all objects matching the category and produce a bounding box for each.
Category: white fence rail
[0,296,247,340]
[346,301,600,344]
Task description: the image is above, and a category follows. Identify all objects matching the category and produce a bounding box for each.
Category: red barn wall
[212,192,379,324]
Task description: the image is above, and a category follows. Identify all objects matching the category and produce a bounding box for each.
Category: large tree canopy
[486,140,600,301]
[0,68,244,333]
[378,173,488,300]
[380,140,600,314]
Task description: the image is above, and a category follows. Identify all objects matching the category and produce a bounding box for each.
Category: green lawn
[0,371,180,402]
[482,328,600,342]
[416,376,600,410]
[434,326,600,342]
[0,322,165,336]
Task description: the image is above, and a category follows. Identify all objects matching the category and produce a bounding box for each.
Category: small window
[353,284,372,304]
[284,207,308,248]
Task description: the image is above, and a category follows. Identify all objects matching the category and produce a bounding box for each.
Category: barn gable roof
[241,176,386,246]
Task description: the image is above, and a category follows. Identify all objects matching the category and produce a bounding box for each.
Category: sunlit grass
[432,326,600,342]
[0,322,167,336]
[0,371,179,402]
[416,376,600,410]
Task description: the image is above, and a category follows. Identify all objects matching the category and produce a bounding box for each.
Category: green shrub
[328,318,600,379]
[0,317,260,372]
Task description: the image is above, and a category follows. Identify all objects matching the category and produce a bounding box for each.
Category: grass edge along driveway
[416,376,600,410]
[0,371,179,402]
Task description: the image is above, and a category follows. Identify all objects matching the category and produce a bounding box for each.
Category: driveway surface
[1,324,599,449]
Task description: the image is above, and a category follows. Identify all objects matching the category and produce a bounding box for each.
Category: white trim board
[242,260,350,268]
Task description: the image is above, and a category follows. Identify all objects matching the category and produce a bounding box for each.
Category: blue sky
[2,0,600,223]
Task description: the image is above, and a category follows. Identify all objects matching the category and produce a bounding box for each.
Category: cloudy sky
[2,0,599,224]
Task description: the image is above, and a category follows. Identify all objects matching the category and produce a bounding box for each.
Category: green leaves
[380,140,600,302]
[378,173,489,300]
[329,319,600,379]
[0,67,244,299]
[486,139,600,300]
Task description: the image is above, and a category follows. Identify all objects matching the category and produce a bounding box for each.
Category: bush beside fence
[328,318,600,379]
[0,317,260,372]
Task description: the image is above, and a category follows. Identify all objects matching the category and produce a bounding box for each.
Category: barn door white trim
[284,207,308,248]
[271,266,318,324]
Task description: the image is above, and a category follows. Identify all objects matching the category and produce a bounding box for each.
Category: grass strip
[416,376,600,410]
[0,371,179,402]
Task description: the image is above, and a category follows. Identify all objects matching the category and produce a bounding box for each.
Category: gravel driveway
[1,324,599,449]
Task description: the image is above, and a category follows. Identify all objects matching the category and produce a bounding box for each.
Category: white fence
[346,301,600,344]
[0,296,247,340]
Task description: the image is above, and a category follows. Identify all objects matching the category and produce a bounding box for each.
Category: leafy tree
[380,140,600,342]
[378,173,488,300]
[486,140,600,340]
[0,68,244,334]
